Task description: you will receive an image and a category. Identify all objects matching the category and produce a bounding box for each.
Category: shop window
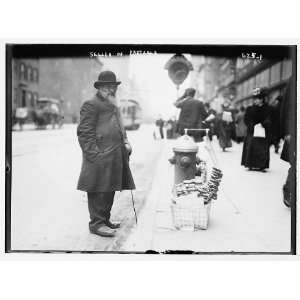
[244,80,250,96]
[270,62,281,85]
[249,77,255,93]
[255,73,262,88]
[261,68,270,87]
[282,60,292,80]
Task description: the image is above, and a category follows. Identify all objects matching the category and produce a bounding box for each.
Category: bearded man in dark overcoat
[77,71,135,237]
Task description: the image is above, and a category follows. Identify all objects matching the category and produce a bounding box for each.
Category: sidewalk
[123,138,291,253]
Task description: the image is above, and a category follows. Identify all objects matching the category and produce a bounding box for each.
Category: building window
[243,79,250,97]
[261,68,270,87]
[255,72,262,88]
[20,63,26,80]
[27,66,34,82]
[282,60,292,80]
[33,68,39,82]
[270,62,281,85]
[249,77,255,94]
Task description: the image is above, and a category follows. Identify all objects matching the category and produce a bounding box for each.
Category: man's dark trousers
[87,192,115,230]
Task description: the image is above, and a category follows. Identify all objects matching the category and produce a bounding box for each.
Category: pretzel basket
[171,194,212,230]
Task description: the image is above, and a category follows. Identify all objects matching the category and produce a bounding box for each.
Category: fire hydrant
[168,129,199,184]
[169,128,210,185]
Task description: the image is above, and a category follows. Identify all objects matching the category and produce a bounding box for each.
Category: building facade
[233,57,292,109]
[39,58,102,122]
[191,56,223,102]
[12,59,40,113]
[192,54,293,111]
[217,58,237,100]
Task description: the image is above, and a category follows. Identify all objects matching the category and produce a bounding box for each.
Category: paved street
[11,125,291,253]
[124,137,291,253]
[11,124,163,251]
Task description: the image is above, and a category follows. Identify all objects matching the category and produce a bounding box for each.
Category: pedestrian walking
[235,106,247,143]
[166,116,176,139]
[155,115,165,139]
[270,95,282,153]
[241,87,272,172]
[215,101,233,151]
[203,103,217,141]
[77,70,135,238]
[279,79,296,208]
[174,88,207,142]
[15,107,28,130]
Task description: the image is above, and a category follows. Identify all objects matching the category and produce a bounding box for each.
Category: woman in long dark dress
[241,87,272,172]
[216,102,233,151]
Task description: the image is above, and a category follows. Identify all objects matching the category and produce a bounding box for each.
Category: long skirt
[241,136,270,169]
[218,123,232,149]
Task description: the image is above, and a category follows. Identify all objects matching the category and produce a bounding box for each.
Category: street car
[119,99,142,130]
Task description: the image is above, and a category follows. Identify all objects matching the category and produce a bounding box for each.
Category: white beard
[107,94,118,106]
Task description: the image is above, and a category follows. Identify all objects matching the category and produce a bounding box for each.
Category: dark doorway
[21,90,26,107]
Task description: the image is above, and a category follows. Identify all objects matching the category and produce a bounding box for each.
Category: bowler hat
[94,71,121,89]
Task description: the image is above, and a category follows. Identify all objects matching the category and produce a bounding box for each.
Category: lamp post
[164,54,193,93]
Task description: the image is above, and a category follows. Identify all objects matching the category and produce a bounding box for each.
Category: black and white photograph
[5,44,296,254]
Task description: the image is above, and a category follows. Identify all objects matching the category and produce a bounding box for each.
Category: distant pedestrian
[235,106,247,143]
[203,103,217,141]
[77,71,135,238]
[155,115,165,139]
[15,107,28,131]
[166,116,176,139]
[216,101,233,151]
[174,88,207,142]
[241,87,272,172]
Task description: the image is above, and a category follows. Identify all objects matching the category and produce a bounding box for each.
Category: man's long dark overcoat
[77,93,135,192]
[175,97,208,141]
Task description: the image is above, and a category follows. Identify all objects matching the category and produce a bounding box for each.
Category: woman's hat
[94,71,121,89]
[253,87,269,99]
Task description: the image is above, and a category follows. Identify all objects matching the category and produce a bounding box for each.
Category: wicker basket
[171,194,211,230]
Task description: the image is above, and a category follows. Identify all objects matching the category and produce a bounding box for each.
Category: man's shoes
[89,225,116,237]
[106,220,121,229]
